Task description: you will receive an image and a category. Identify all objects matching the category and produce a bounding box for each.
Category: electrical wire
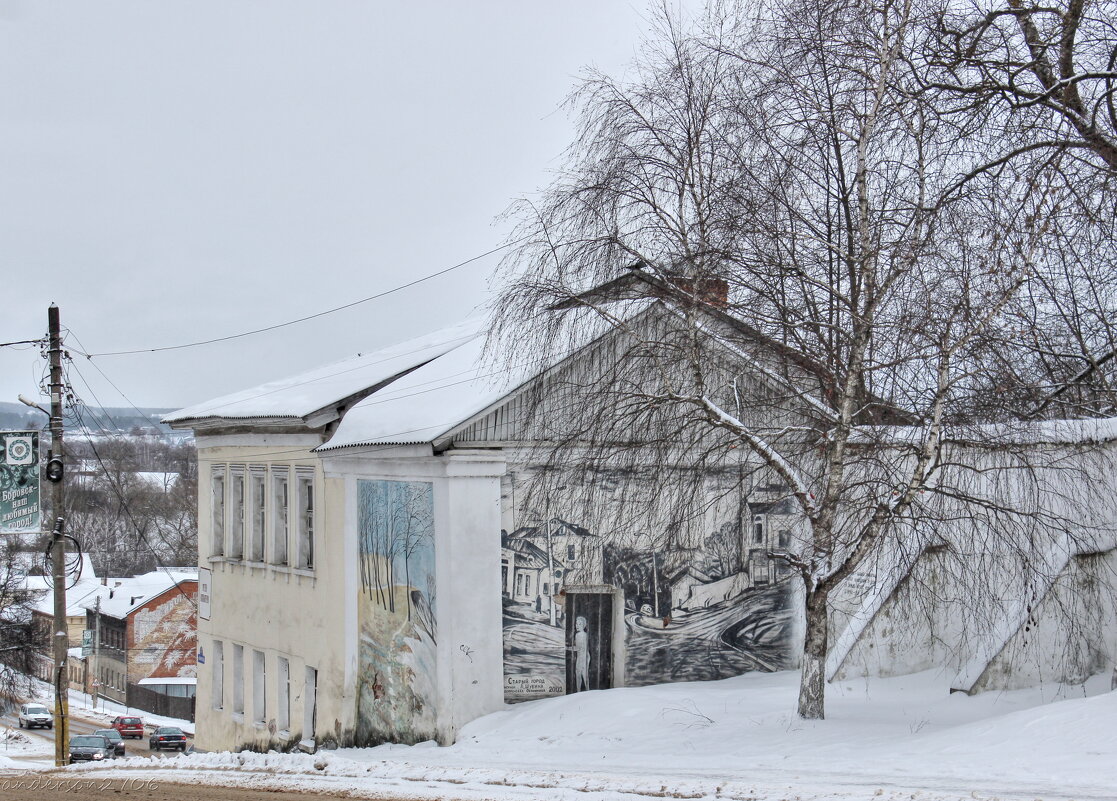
[64,385,198,610]
[76,239,522,358]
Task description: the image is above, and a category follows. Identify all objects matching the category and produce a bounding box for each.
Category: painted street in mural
[357,479,437,744]
[501,504,797,701]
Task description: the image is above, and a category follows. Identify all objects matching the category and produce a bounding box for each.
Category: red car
[111,715,144,739]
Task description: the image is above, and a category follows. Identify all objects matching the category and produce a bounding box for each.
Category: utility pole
[92,595,101,713]
[47,304,70,767]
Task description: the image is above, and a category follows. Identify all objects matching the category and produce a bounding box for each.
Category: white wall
[323,446,506,746]
[195,434,351,752]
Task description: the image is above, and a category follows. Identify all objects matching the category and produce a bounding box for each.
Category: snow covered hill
[60,669,1116,801]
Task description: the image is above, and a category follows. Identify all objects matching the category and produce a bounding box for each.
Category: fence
[126,683,196,722]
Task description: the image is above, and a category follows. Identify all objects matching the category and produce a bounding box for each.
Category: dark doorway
[564,591,613,693]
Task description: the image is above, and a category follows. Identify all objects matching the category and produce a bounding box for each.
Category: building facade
[169,302,1117,753]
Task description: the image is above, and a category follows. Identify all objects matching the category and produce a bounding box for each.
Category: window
[753,514,765,544]
[296,471,315,570]
[252,650,266,723]
[567,544,576,560]
[249,469,266,561]
[211,470,225,556]
[277,657,290,732]
[271,469,289,565]
[211,640,224,710]
[303,666,317,739]
[750,551,770,584]
[778,528,791,549]
[229,468,245,559]
[232,644,244,714]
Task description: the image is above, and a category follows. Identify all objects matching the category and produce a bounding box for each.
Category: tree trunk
[797,587,828,720]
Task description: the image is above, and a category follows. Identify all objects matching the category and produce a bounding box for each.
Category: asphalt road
[0,708,192,760]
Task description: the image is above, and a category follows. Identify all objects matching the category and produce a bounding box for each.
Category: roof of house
[502,538,551,569]
[79,569,198,619]
[29,576,104,618]
[133,471,180,491]
[316,333,534,450]
[163,319,482,427]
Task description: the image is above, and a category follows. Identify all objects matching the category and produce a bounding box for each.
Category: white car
[18,702,52,729]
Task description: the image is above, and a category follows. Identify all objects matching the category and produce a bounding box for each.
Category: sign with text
[82,629,93,657]
[0,431,40,533]
[198,567,211,620]
[503,673,564,700]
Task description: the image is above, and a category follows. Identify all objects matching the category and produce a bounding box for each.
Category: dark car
[111,715,144,739]
[148,726,187,751]
[68,734,112,763]
[93,728,125,756]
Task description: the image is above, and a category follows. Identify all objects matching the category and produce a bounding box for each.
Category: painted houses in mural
[165,274,1117,753]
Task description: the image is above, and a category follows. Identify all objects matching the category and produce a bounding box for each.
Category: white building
[168,297,1117,752]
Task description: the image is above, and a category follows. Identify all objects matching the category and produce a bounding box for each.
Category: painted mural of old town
[357,479,438,744]
[501,476,798,701]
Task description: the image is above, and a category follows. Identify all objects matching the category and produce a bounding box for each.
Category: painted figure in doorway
[574,615,590,691]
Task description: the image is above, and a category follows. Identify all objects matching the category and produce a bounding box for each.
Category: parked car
[111,715,144,739]
[148,726,187,751]
[17,703,52,729]
[68,734,112,763]
[93,728,126,756]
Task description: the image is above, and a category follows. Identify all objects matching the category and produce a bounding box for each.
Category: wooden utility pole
[47,304,69,767]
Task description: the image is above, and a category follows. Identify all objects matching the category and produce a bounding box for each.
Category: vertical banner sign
[0,431,40,533]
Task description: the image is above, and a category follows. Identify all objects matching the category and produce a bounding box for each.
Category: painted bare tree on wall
[356,479,437,744]
[492,0,1117,720]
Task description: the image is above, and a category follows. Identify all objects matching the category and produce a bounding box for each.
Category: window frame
[211,640,224,710]
[232,643,245,715]
[228,467,246,559]
[295,469,315,570]
[252,650,266,724]
[211,468,226,557]
[271,468,290,566]
[248,467,266,562]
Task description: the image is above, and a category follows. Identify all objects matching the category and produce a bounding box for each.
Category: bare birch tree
[492,0,1114,719]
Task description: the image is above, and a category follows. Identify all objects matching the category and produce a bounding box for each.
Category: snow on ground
[46,670,1117,800]
[15,672,194,735]
[0,679,195,771]
[63,688,193,734]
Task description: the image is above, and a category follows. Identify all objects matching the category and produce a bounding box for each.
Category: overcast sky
[0,1,676,413]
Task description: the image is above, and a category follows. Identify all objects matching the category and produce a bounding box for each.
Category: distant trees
[492,0,1117,719]
[64,435,197,577]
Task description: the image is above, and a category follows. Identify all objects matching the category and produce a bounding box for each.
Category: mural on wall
[357,479,437,744]
[128,585,199,684]
[502,487,797,702]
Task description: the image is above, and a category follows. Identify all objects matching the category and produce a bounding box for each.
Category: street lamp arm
[18,395,50,418]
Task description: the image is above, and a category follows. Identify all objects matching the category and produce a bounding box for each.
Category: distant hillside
[0,402,182,436]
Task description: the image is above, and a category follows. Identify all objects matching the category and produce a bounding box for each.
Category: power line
[78,239,522,358]
[65,390,198,611]
[63,330,164,430]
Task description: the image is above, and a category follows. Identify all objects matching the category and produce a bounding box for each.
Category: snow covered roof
[29,577,104,618]
[79,569,198,619]
[138,676,196,686]
[856,417,1117,448]
[163,319,483,427]
[133,471,180,491]
[317,333,534,450]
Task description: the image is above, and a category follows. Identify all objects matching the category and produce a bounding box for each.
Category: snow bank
[43,670,1117,800]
